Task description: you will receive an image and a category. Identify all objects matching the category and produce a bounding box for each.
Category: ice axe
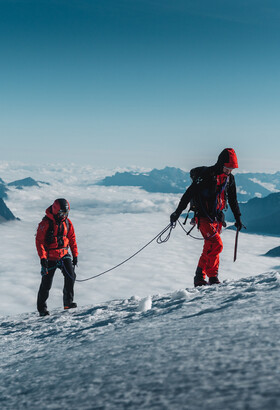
[233,228,239,262]
[233,224,246,262]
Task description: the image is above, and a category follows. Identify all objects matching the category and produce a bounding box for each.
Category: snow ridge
[1,272,280,409]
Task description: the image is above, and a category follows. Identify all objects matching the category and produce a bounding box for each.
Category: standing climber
[170,148,243,287]
[36,198,78,316]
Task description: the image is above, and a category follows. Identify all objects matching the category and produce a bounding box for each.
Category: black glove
[170,211,179,224]
[235,215,243,231]
[72,256,78,266]
[40,258,48,276]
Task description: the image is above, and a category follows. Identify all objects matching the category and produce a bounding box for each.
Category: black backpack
[190,166,208,185]
[189,166,209,215]
[187,166,229,223]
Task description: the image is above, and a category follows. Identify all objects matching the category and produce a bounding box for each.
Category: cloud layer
[1,162,279,316]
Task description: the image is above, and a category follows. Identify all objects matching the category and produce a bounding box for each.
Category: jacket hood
[45,206,56,221]
[216,148,238,172]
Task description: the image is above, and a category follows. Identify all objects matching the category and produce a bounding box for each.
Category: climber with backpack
[170,148,243,287]
[36,198,79,316]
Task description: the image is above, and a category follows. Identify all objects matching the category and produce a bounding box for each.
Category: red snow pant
[197,217,223,278]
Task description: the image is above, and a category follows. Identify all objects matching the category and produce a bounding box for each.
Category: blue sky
[1,0,280,171]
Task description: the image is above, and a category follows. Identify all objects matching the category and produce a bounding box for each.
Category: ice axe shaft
[233,229,239,262]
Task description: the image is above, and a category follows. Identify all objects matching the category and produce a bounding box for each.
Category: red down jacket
[36,206,78,261]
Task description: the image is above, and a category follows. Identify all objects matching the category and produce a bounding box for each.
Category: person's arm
[35,220,48,260]
[228,175,243,230]
[67,219,78,258]
[170,183,195,223]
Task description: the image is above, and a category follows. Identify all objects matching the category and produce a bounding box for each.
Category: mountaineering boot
[209,276,221,285]
[64,302,77,310]
[39,308,50,317]
[194,267,208,287]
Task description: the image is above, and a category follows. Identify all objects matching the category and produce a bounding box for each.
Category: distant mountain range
[226,192,280,236]
[7,177,41,189]
[98,167,191,194]
[1,169,280,234]
[0,177,49,199]
[0,177,49,222]
[97,166,280,202]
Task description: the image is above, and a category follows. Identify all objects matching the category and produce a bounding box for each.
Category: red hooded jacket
[36,206,78,261]
[174,148,241,220]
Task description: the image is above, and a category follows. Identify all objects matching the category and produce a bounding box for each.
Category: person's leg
[60,255,76,309]
[195,218,223,286]
[205,235,223,277]
[194,265,208,287]
[37,261,57,313]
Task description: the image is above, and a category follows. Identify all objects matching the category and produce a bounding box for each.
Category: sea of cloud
[1,162,279,316]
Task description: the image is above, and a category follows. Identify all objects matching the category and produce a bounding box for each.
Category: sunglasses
[58,210,69,217]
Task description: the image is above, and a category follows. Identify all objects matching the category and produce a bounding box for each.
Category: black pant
[37,255,76,312]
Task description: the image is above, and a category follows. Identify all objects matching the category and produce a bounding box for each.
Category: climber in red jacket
[36,198,79,316]
[170,148,243,287]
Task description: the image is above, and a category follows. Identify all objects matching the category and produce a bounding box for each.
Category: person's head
[223,166,234,176]
[52,198,70,221]
[216,148,238,175]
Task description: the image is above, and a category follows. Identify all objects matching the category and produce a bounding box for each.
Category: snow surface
[1,163,280,409]
[1,272,280,409]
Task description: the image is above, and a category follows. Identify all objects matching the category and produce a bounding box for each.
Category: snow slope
[1,272,280,409]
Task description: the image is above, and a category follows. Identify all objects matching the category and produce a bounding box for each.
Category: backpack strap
[42,216,54,245]
[56,218,70,248]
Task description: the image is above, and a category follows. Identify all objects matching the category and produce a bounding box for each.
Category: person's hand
[235,215,243,231]
[40,258,48,276]
[72,256,78,266]
[170,211,179,224]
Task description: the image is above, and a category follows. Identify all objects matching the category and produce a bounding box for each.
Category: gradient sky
[1,0,280,171]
